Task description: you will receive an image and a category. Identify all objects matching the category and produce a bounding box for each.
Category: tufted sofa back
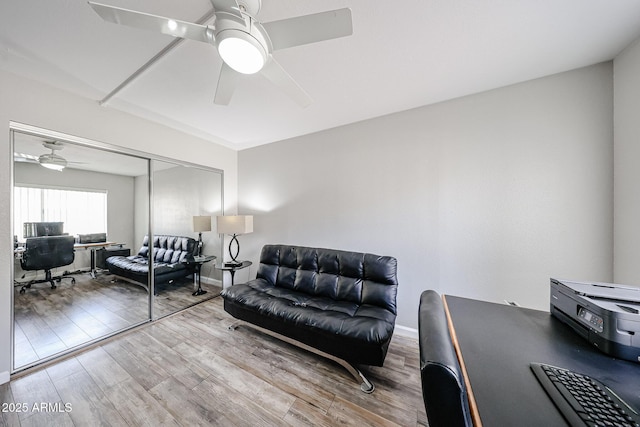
[137,235,198,264]
[256,244,398,314]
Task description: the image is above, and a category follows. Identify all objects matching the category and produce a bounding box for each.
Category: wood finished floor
[2,297,427,426]
[13,271,219,369]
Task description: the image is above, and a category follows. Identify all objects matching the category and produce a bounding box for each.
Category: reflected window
[14,185,107,240]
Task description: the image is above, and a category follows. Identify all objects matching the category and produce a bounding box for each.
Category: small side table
[215,261,252,288]
[191,255,216,296]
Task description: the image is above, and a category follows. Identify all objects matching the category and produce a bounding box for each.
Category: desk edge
[442,294,483,427]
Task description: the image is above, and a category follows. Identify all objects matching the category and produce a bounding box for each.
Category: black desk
[443,295,640,426]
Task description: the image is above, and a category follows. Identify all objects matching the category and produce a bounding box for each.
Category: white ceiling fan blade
[214,63,239,105]
[209,0,242,18]
[88,2,213,43]
[14,153,39,163]
[263,8,353,51]
[260,59,312,107]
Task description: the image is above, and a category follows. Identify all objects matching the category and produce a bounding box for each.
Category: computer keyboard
[531,363,640,427]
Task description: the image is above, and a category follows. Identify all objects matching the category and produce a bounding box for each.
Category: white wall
[238,63,614,330]
[0,69,237,381]
[614,38,640,285]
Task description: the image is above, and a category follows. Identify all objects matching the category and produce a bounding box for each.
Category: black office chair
[419,290,473,427]
[19,235,76,293]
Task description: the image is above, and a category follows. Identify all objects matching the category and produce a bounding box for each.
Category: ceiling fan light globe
[39,153,67,171]
[217,31,266,74]
[41,162,65,171]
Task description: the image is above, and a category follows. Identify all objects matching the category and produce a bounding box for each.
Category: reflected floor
[13,271,220,369]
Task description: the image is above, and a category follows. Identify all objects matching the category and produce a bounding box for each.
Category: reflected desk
[443,295,640,427]
[74,241,122,278]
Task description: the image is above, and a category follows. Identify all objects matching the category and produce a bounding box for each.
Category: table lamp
[216,215,253,266]
[192,215,212,256]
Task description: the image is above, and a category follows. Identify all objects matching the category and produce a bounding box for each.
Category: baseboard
[200,277,222,287]
[394,324,418,340]
[0,371,10,385]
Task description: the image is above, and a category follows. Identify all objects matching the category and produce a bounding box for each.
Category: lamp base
[226,234,243,267]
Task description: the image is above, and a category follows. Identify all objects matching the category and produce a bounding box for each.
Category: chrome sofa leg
[354,366,375,394]
[227,320,375,393]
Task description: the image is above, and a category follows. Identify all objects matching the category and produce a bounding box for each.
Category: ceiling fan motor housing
[214,10,272,74]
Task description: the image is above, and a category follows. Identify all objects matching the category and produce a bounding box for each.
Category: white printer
[550,278,640,363]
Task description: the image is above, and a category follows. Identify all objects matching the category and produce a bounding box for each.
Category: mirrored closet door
[11,126,223,372]
[151,160,223,319]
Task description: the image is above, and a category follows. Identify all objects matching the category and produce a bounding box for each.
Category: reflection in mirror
[12,130,150,371]
[151,160,223,319]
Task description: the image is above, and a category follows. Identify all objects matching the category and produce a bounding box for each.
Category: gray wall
[238,63,614,330]
[614,38,640,284]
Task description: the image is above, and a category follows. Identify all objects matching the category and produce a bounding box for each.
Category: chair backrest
[256,244,398,313]
[20,235,75,271]
[419,290,473,427]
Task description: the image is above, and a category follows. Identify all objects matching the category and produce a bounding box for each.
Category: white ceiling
[2,1,640,150]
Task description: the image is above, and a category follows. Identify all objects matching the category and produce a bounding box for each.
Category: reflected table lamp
[193,215,212,256]
[216,215,253,267]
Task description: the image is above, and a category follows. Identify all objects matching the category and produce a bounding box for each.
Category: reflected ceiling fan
[14,141,84,171]
[88,0,353,107]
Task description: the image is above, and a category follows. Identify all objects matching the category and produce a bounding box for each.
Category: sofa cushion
[137,235,197,264]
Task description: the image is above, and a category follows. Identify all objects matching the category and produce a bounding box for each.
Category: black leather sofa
[419,290,472,427]
[105,235,198,288]
[221,244,398,393]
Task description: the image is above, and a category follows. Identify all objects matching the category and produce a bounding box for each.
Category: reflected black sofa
[221,244,398,393]
[105,235,198,288]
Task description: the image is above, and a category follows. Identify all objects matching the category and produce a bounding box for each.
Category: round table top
[192,255,216,263]
[214,260,252,271]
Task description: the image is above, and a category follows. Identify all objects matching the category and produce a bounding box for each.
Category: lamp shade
[193,215,212,233]
[216,215,253,235]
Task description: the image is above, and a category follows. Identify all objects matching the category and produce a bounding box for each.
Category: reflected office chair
[419,290,473,427]
[19,235,76,294]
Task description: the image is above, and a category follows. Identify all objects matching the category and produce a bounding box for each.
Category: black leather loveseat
[105,235,198,289]
[221,244,398,393]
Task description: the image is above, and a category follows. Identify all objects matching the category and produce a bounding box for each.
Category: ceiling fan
[88,0,353,107]
[14,141,82,171]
